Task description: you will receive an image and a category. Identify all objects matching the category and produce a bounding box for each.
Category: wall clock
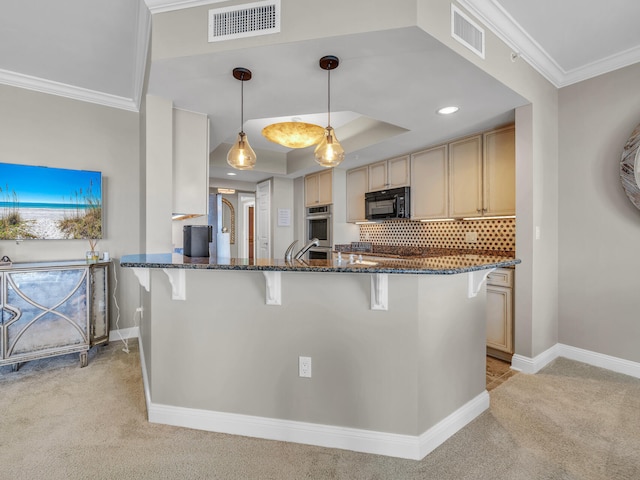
[621,123,640,210]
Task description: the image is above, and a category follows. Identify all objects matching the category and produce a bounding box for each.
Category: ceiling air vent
[451,5,485,59]
[208,0,280,42]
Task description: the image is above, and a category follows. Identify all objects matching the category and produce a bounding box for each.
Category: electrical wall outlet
[299,356,312,378]
[136,306,144,319]
[465,231,478,243]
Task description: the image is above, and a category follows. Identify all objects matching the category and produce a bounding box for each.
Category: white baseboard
[557,344,640,379]
[511,344,560,374]
[511,343,640,379]
[109,326,139,342]
[145,391,488,460]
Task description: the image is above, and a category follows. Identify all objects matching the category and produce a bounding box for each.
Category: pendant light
[261,120,325,148]
[314,55,345,168]
[227,67,256,170]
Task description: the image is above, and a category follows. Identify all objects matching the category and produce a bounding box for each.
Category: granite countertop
[120,252,520,275]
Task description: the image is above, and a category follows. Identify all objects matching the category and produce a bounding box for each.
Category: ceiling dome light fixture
[437,106,460,115]
[314,55,345,168]
[261,121,325,148]
[227,67,257,170]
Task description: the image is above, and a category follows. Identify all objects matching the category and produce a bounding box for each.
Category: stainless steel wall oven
[306,205,332,248]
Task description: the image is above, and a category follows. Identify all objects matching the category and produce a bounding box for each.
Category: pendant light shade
[262,121,325,148]
[227,67,256,170]
[314,126,345,167]
[314,55,345,168]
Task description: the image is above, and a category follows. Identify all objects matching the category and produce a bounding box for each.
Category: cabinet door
[388,155,410,188]
[483,125,515,216]
[411,145,449,219]
[368,161,387,191]
[0,273,4,359]
[90,264,109,346]
[449,135,482,218]
[317,169,333,205]
[4,268,89,361]
[304,174,319,206]
[173,108,210,215]
[486,284,513,354]
[346,166,368,222]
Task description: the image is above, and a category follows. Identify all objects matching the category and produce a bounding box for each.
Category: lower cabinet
[0,261,110,370]
[486,267,514,361]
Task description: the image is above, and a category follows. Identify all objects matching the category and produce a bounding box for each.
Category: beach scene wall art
[0,163,102,240]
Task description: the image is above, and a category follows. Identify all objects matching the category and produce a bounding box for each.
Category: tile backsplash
[358,218,516,252]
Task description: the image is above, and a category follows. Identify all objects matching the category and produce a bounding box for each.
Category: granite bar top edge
[120,253,520,275]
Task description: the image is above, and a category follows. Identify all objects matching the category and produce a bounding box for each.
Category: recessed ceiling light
[437,106,459,115]
[226,172,237,176]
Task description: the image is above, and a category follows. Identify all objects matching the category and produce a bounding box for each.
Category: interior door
[256,179,271,259]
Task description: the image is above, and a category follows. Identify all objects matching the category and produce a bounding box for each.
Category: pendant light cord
[240,72,245,134]
[327,66,331,128]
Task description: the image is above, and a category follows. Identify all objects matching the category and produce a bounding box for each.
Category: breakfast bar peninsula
[121,252,519,460]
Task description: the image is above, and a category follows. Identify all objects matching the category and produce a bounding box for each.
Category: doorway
[239,193,256,260]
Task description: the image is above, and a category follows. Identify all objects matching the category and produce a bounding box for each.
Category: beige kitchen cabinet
[486,268,514,361]
[172,108,210,215]
[410,145,449,220]
[483,125,516,216]
[368,155,410,192]
[448,134,483,218]
[346,166,368,222]
[448,126,515,218]
[305,169,333,206]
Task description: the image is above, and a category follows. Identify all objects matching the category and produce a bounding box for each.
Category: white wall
[558,63,640,363]
[270,176,294,258]
[0,84,142,329]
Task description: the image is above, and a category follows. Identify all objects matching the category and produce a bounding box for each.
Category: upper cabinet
[344,125,515,223]
[172,108,210,215]
[305,169,333,206]
[368,155,410,192]
[411,145,449,220]
[483,125,516,216]
[448,135,483,218]
[449,126,515,218]
[346,166,368,222]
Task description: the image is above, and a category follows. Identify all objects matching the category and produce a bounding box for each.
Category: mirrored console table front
[0,260,110,371]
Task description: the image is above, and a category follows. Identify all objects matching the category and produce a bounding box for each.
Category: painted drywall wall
[147,268,484,437]
[270,176,295,258]
[0,83,142,329]
[558,62,640,363]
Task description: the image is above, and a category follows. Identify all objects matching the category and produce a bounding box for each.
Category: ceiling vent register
[451,4,485,59]
[208,0,280,42]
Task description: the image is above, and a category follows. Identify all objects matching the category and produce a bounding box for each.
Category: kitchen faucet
[284,240,298,262]
[294,238,319,260]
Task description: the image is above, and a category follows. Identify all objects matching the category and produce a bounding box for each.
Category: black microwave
[365,186,410,220]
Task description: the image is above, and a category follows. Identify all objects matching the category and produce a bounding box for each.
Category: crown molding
[144,0,226,14]
[0,69,138,111]
[456,0,564,87]
[0,2,150,112]
[560,43,640,87]
[457,0,640,88]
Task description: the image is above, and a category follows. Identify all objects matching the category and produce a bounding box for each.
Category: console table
[0,260,110,370]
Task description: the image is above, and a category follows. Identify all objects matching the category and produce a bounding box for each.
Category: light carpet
[1,342,638,480]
